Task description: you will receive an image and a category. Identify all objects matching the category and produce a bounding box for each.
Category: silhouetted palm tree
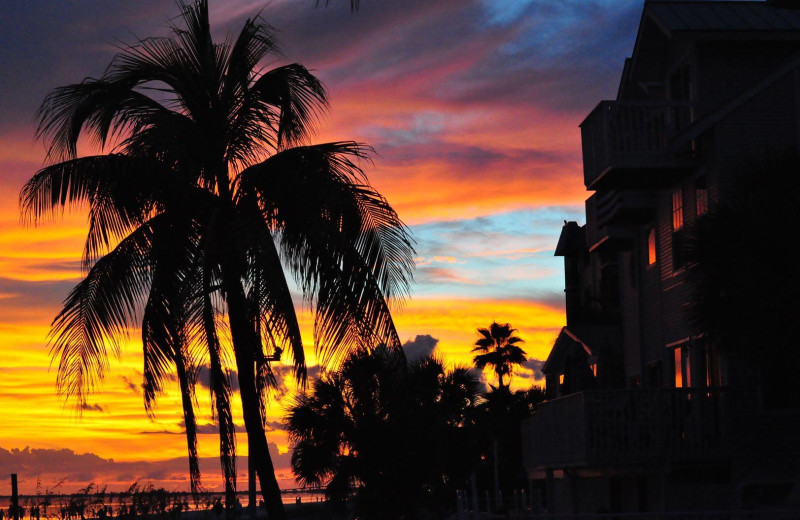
[20,2,414,518]
[474,385,545,497]
[472,322,526,389]
[286,346,480,519]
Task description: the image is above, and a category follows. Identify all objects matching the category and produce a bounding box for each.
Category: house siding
[533,2,800,515]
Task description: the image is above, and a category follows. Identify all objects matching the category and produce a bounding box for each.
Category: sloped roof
[542,325,621,375]
[554,221,585,257]
[647,1,800,33]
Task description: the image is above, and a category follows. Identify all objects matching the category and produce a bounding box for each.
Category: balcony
[594,190,655,227]
[585,194,636,252]
[581,101,696,190]
[522,388,728,471]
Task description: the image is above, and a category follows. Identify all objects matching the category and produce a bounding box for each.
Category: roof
[542,325,621,374]
[646,1,800,33]
[554,221,585,257]
[542,328,588,375]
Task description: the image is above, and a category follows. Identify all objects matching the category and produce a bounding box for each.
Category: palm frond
[250,64,328,150]
[240,214,306,382]
[49,217,159,408]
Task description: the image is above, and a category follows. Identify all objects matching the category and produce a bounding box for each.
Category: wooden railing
[581,101,693,188]
[523,388,728,470]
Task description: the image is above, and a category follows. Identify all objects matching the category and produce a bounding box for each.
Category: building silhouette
[524,1,800,514]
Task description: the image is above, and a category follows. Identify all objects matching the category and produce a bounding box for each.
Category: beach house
[523,1,800,514]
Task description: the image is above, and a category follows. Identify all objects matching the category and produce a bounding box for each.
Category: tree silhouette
[286,346,481,519]
[20,2,414,518]
[473,385,545,501]
[472,322,527,389]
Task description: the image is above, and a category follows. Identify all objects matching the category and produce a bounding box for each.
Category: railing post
[11,474,19,520]
[532,483,542,514]
[470,475,480,518]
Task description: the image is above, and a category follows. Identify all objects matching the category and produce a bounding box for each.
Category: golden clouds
[394,296,562,364]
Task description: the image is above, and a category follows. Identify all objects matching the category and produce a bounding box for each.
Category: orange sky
[0,0,643,494]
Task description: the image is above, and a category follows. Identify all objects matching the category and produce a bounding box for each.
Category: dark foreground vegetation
[284,327,544,520]
[2,483,335,520]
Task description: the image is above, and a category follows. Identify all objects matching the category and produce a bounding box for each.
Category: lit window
[559,374,565,385]
[696,188,708,215]
[648,228,657,265]
[672,189,684,230]
[673,345,691,388]
[672,189,686,270]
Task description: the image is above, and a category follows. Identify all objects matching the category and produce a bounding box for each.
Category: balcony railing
[523,388,728,470]
[581,101,694,189]
[585,194,636,252]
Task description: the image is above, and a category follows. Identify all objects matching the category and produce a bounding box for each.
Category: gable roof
[646,1,800,33]
[620,1,800,98]
[554,221,585,257]
[542,325,621,375]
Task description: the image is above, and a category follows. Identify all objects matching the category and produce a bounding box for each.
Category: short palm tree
[286,346,480,519]
[20,2,414,518]
[472,322,526,389]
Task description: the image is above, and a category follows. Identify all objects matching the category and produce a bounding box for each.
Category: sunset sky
[0,0,642,494]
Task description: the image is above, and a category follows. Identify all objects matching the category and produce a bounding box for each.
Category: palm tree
[472,322,526,390]
[286,346,481,519]
[20,2,414,518]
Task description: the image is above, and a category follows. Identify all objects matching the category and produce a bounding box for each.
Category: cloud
[197,362,323,406]
[0,444,294,494]
[80,403,105,413]
[402,334,439,361]
[0,277,78,324]
[418,267,482,286]
[188,422,247,435]
[197,365,241,392]
[120,376,140,395]
[267,364,323,402]
[0,0,644,473]
[522,358,546,381]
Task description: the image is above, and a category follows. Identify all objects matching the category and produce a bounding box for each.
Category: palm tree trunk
[203,266,237,507]
[175,356,201,496]
[222,262,286,520]
[231,325,285,520]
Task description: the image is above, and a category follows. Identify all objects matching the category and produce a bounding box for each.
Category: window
[672,189,686,270]
[695,177,709,216]
[696,188,708,215]
[705,344,721,387]
[672,189,684,230]
[673,345,691,388]
[647,228,657,265]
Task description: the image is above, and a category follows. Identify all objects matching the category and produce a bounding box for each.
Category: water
[0,490,327,518]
